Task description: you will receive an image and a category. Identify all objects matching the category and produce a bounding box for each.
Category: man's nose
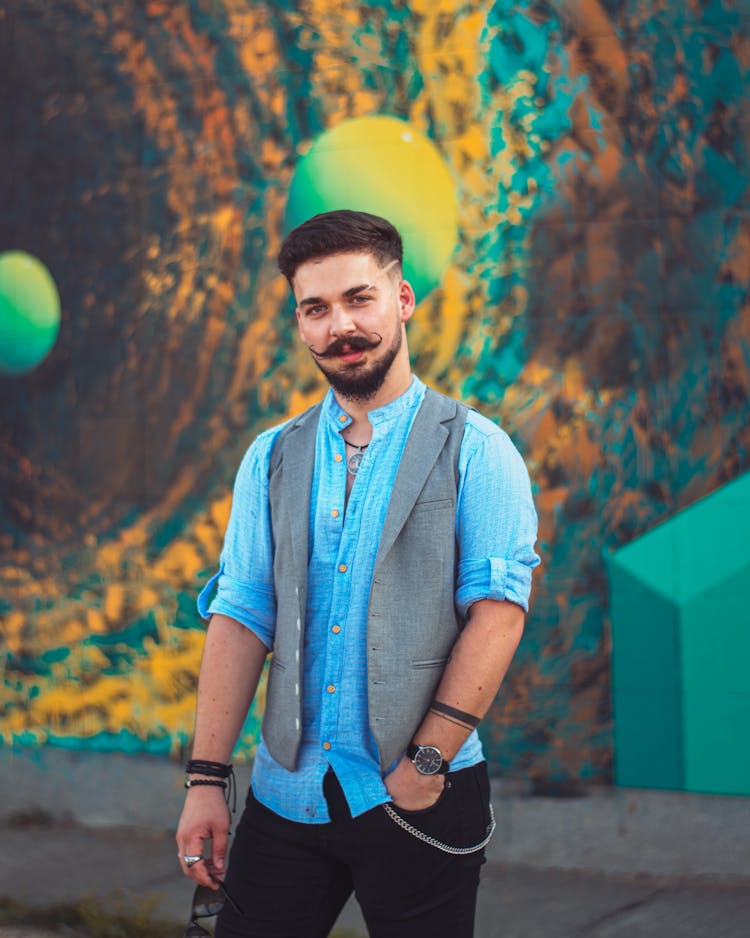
[329,303,356,336]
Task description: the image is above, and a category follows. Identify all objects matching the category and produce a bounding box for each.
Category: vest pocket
[411,497,453,512]
[411,656,449,670]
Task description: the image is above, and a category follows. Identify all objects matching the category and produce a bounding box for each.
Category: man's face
[293,252,414,402]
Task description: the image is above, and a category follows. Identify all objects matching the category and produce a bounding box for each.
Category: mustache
[307,332,383,359]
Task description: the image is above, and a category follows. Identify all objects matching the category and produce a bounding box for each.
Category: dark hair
[278,209,403,283]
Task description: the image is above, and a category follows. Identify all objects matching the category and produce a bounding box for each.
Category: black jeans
[215,762,491,938]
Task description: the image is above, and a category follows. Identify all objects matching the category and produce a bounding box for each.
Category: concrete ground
[1,816,749,938]
[1,749,749,937]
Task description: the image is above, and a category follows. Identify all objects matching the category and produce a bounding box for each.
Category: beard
[311,327,403,403]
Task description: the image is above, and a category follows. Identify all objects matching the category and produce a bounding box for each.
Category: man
[177,209,540,937]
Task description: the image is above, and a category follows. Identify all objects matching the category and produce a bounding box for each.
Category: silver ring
[182,854,203,867]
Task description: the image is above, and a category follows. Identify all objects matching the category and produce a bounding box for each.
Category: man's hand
[176,787,231,888]
[176,616,268,888]
[384,755,445,811]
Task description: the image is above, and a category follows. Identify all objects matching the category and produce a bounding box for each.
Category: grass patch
[0,894,182,938]
[0,895,365,937]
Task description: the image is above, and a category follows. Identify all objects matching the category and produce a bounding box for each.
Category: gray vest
[264,387,469,771]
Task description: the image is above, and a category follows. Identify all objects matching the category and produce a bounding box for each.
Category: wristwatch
[406,743,450,776]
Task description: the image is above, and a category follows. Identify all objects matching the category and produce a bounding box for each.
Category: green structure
[608,473,750,796]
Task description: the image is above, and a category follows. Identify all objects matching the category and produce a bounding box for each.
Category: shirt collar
[323,375,425,432]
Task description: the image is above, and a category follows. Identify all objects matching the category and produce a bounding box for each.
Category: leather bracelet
[184,760,236,812]
[185,759,233,778]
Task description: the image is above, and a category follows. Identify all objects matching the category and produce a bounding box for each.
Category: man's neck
[333,370,413,423]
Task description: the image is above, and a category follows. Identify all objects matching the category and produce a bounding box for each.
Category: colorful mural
[1,0,749,785]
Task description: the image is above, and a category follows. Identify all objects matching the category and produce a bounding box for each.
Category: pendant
[347,450,365,475]
[343,438,369,477]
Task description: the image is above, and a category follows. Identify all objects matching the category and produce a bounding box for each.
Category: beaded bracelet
[184,778,227,790]
[184,759,236,812]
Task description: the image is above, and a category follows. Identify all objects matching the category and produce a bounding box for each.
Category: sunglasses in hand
[183,871,242,938]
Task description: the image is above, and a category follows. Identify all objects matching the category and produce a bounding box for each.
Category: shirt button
[331,509,339,519]
[334,453,343,463]
[327,684,336,694]
[338,564,347,573]
[332,625,341,634]
[339,414,347,423]
[322,741,332,751]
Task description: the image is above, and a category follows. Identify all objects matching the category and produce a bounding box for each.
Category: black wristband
[185,759,233,778]
[184,760,236,813]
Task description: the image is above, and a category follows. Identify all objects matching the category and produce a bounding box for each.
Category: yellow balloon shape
[285,116,458,301]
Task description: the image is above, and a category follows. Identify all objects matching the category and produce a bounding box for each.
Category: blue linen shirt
[198,375,540,822]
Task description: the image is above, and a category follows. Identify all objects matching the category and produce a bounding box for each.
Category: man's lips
[308,332,383,359]
[337,347,365,362]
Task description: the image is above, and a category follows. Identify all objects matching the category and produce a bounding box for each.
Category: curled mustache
[307,332,383,359]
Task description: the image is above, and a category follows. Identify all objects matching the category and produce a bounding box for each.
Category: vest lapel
[374,389,455,568]
[281,406,321,586]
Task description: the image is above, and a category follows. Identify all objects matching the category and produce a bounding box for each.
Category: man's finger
[210,829,229,876]
[177,844,214,886]
[178,846,202,873]
[183,855,220,888]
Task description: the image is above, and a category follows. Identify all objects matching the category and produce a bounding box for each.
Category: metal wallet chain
[382,801,496,855]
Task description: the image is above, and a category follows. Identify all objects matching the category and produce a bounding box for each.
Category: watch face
[414,745,443,775]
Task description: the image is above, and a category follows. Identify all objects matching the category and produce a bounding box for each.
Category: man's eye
[351,295,371,304]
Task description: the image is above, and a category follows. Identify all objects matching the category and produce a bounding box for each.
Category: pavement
[1,749,749,937]
[1,820,750,938]
[1,809,749,937]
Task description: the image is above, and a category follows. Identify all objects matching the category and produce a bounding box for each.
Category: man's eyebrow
[298,283,377,308]
[298,295,324,309]
[343,283,377,297]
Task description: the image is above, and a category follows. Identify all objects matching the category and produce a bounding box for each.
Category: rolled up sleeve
[455,419,540,617]
[196,429,281,649]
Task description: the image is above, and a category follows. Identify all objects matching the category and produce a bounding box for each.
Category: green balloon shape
[0,251,61,375]
[285,116,458,302]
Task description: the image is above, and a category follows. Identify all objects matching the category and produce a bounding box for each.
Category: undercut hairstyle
[278,209,403,285]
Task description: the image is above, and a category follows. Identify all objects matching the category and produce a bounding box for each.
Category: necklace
[343,439,369,476]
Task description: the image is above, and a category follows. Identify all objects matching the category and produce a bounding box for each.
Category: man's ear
[295,306,309,344]
[398,279,416,323]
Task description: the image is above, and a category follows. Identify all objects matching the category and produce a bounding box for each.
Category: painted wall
[1,0,749,789]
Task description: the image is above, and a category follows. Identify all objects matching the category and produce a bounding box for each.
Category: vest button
[331,509,339,518]
[332,625,341,634]
[338,564,347,573]
[327,684,336,694]
[339,414,347,423]
[322,741,332,751]
[334,453,343,463]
